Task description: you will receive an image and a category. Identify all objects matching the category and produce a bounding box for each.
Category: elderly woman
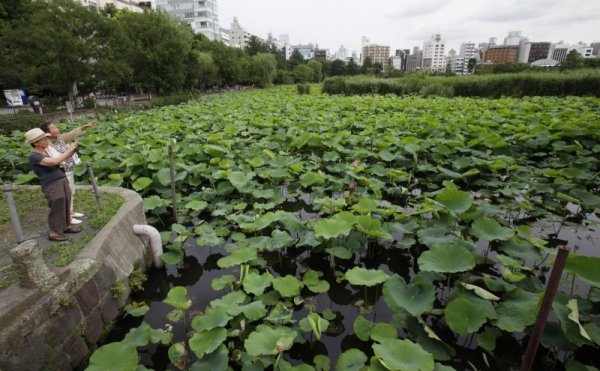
[25,128,82,241]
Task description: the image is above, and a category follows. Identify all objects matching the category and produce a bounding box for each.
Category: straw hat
[25,128,50,144]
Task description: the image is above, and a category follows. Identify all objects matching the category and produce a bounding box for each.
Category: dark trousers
[42,177,71,233]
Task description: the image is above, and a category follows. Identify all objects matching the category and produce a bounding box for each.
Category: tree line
[0,0,375,103]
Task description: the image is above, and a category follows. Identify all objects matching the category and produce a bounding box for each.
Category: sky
[217,0,600,54]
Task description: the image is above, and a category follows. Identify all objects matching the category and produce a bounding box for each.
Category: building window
[184,12,193,18]
[200,21,208,28]
[197,11,207,17]
[198,1,206,6]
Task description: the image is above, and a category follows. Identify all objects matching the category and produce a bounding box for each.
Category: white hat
[25,128,50,144]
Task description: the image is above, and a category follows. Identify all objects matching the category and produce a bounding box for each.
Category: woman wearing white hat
[25,128,82,241]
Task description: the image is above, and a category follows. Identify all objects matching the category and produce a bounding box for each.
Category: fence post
[169,143,177,221]
[86,163,102,206]
[2,184,25,244]
[520,246,570,371]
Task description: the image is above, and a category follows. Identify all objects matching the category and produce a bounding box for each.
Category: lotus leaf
[417,227,459,248]
[565,254,600,287]
[567,299,592,341]
[211,274,236,291]
[436,188,473,215]
[372,338,435,371]
[383,274,436,316]
[299,313,329,340]
[493,289,539,332]
[273,275,302,297]
[191,344,229,370]
[189,327,227,358]
[243,272,273,296]
[217,247,257,268]
[266,302,294,324]
[352,198,378,214]
[313,212,357,240]
[444,297,489,336]
[132,176,153,191]
[185,199,209,212]
[87,342,138,371]
[470,217,514,241]
[192,306,232,332]
[300,171,325,187]
[168,342,187,369]
[371,323,398,340]
[313,354,330,371]
[227,171,254,192]
[325,246,353,260]
[356,215,392,239]
[123,322,152,347]
[164,286,191,310]
[244,325,297,356]
[418,245,476,273]
[335,348,367,371]
[345,267,389,287]
[459,282,500,301]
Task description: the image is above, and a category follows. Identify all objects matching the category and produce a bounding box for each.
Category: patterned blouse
[49,139,80,173]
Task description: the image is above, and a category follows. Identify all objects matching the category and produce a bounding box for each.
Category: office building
[155,0,219,40]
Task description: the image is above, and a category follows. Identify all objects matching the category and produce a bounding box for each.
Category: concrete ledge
[0,186,150,371]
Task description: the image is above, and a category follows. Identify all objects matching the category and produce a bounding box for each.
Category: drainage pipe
[133,224,164,268]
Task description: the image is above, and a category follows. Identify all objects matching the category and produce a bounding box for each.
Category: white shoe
[71,218,83,225]
[73,212,85,218]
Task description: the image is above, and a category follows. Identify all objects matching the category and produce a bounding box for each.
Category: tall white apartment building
[503,31,523,46]
[77,0,144,12]
[335,45,348,61]
[422,33,446,73]
[155,0,219,40]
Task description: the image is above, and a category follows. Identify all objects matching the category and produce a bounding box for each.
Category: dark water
[104,199,600,370]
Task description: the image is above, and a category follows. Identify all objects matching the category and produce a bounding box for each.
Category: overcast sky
[218,0,600,53]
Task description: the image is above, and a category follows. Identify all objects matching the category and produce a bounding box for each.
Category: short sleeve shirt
[29,152,65,186]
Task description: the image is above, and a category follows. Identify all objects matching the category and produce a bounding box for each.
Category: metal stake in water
[86,163,102,206]
[169,143,177,221]
[2,184,25,244]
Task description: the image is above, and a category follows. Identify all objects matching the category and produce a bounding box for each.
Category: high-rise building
[591,42,600,56]
[77,0,144,12]
[335,45,348,61]
[362,44,391,72]
[405,47,422,72]
[503,31,523,46]
[482,45,519,64]
[155,0,219,40]
[422,33,446,73]
[229,17,252,48]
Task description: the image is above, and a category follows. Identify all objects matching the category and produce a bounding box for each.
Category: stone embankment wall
[0,187,151,371]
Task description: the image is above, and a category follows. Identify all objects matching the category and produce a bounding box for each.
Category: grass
[0,188,124,289]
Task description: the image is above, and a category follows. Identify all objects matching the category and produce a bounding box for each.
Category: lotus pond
[5,86,600,370]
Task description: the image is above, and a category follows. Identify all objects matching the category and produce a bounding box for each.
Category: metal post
[520,246,570,371]
[2,185,25,243]
[169,143,177,221]
[86,163,102,206]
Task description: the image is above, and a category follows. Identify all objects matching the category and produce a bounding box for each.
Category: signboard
[3,89,27,106]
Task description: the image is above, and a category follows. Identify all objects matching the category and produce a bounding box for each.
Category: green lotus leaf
[565,253,600,287]
[266,230,295,251]
[132,176,153,191]
[567,299,592,341]
[444,297,488,336]
[336,348,367,371]
[313,212,357,240]
[476,326,501,352]
[243,271,273,296]
[211,290,248,309]
[418,245,476,273]
[244,325,297,356]
[189,327,227,358]
[470,217,514,241]
[203,144,228,156]
[300,171,325,187]
[325,246,353,260]
[493,289,539,332]
[371,322,398,341]
[87,342,138,371]
[356,215,392,239]
[383,274,435,316]
[372,338,435,371]
[191,344,229,371]
[459,282,500,301]
[353,315,376,341]
[217,247,257,268]
[168,342,187,369]
[191,306,232,332]
[436,188,473,215]
[570,189,600,209]
[124,303,150,318]
[299,313,329,340]
[314,354,330,371]
[143,195,167,211]
[227,171,253,192]
[123,321,152,347]
[265,302,294,324]
[433,363,457,371]
[247,156,265,168]
[297,231,321,247]
[351,198,378,214]
[272,275,302,297]
[417,227,459,248]
[185,199,209,212]
[227,300,268,322]
[211,274,236,291]
[345,267,389,287]
[160,246,184,265]
[164,286,191,310]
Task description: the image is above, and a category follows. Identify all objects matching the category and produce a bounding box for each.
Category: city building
[446,49,464,74]
[405,47,422,72]
[422,33,446,73]
[334,45,348,61]
[592,42,600,56]
[294,44,316,59]
[229,17,253,48]
[77,0,144,12]
[155,0,219,40]
[219,27,230,45]
[314,48,329,59]
[549,42,594,62]
[362,44,391,72]
[282,44,293,60]
[518,40,551,63]
[503,31,523,46]
[482,45,519,64]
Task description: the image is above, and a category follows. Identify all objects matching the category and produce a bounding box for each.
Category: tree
[467,58,477,74]
[249,53,277,87]
[346,58,359,75]
[330,59,346,76]
[187,51,219,89]
[288,49,304,69]
[244,36,270,56]
[561,49,584,70]
[307,60,322,82]
[293,64,313,83]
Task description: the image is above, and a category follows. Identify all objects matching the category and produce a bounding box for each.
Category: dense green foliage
[323,70,600,97]
[4,88,600,369]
